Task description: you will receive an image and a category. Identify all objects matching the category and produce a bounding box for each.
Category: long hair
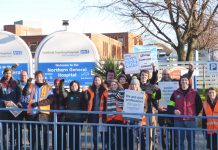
[109,79,123,91]
[90,75,106,95]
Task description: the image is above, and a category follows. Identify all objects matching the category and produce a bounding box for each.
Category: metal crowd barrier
[0,108,217,150]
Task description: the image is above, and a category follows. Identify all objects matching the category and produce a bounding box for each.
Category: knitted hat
[130,76,140,85]
[54,78,61,84]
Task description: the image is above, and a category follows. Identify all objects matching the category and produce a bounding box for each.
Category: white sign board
[124,53,140,74]
[35,31,100,86]
[124,51,154,74]
[138,51,152,70]
[123,89,145,119]
[133,45,158,61]
[207,62,218,73]
[158,82,179,107]
[0,31,32,79]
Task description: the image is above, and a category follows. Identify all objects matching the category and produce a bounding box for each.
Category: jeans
[174,120,196,150]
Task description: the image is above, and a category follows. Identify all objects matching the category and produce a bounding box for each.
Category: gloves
[17,103,23,108]
[59,79,65,87]
[31,102,38,108]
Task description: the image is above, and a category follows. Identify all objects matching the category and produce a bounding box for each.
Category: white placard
[6,101,22,118]
[138,51,152,70]
[123,89,145,119]
[124,53,140,74]
[158,82,179,107]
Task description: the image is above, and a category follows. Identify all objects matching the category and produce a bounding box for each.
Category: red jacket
[173,88,197,120]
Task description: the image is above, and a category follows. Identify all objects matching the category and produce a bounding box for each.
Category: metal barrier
[0,108,217,150]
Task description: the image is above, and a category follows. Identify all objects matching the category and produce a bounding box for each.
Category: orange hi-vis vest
[87,88,107,118]
[141,93,148,126]
[203,100,218,134]
[28,84,52,115]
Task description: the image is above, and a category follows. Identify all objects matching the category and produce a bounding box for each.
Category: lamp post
[62,20,69,31]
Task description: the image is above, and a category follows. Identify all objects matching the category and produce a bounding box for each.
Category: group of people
[0,63,217,150]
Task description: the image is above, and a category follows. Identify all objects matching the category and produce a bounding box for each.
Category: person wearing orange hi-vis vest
[27,71,53,150]
[202,87,218,150]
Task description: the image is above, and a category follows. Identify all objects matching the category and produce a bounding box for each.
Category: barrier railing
[0,108,217,150]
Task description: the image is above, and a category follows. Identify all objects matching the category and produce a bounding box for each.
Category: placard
[158,82,179,107]
[123,89,145,119]
[124,53,140,74]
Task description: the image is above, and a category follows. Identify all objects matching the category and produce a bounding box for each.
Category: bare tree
[86,0,218,61]
[197,20,218,50]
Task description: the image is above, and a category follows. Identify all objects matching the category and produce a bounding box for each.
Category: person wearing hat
[127,76,149,150]
[0,67,21,149]
[168,72,202,150]
[49,78,66,149]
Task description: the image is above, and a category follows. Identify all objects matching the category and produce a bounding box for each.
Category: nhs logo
[13,51,22,55]
[80,50,89,54]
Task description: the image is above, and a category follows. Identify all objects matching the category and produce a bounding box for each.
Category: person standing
[0,67,21,149]
[84,75,107,150]
[202,87,218,150]
[104,70,115,88]
[16,70,33,148]
[60,80,87,150]
[106,79,125,150]
[158,64,194,150]
[50,78,66,150]
[27,71,53,150]
[168,73,202,150]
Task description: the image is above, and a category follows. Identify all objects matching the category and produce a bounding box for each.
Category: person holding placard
[124,76,148,150]
[0,67,21,149]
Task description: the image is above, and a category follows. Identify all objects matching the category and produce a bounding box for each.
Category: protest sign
[158,82,179,107]
[124,53,140,74]
[123,89,145,119]
[6,101,22,118]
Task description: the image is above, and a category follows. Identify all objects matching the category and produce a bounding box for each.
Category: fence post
[203,64,206,89]
[53,112,57,150]
[146,114,149,150]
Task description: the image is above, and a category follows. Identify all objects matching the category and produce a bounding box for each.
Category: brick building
[3,22,143,60]
[103,32,143,54]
